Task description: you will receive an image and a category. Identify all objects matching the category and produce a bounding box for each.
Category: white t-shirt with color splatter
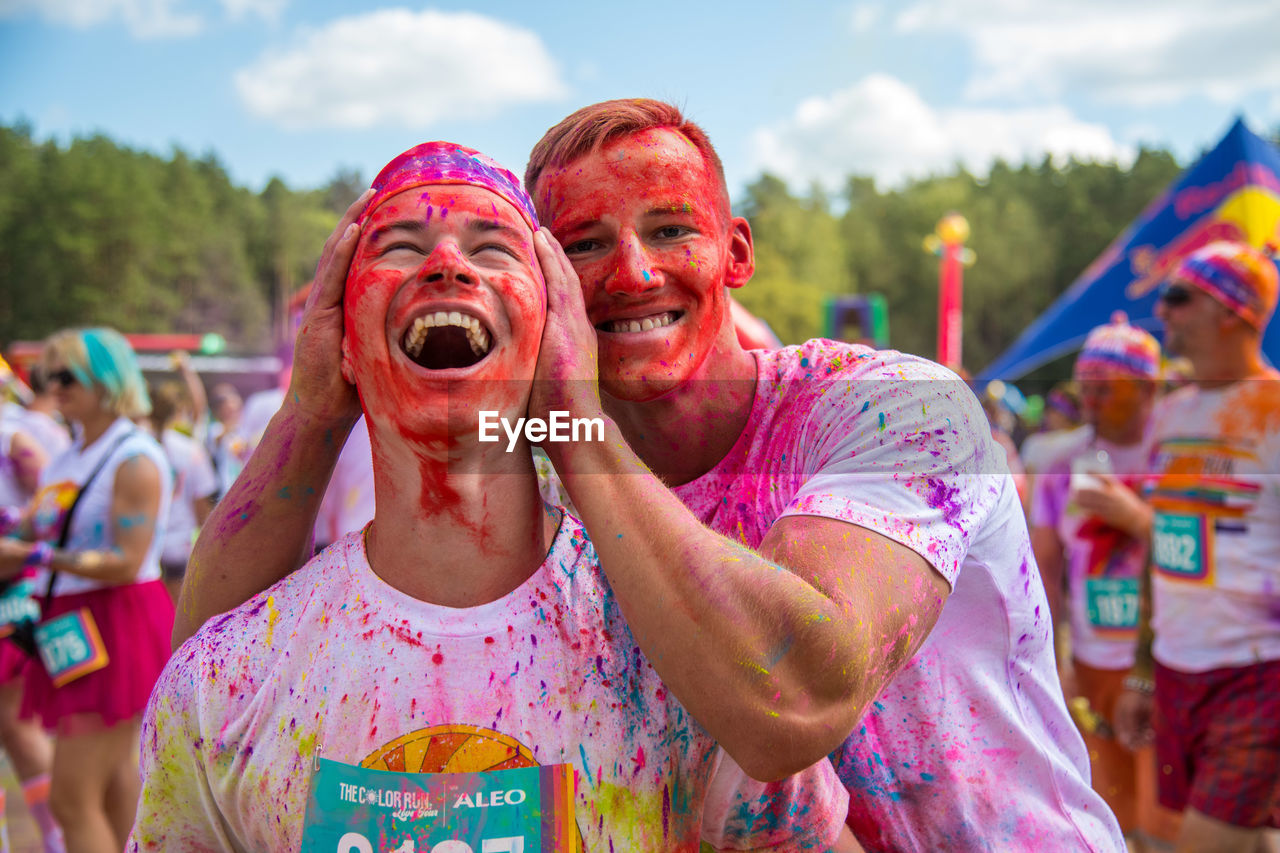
[128,510,848,853]
[1144,374,1280,672]
[672,341,1124,852]
[1030,429,1152,670]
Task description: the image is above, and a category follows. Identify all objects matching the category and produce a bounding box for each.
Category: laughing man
[130,142,852,852]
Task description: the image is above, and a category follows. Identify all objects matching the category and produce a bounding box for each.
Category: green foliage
[0,124,343,351]
[736,175,850,344]
[742,152,1183,373]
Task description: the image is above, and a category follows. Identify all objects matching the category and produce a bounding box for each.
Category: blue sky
[2,0,1278,203]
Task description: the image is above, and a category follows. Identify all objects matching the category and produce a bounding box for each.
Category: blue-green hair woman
[0,327,174,850]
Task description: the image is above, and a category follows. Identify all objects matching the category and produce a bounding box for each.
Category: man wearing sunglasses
[1115,240,1280,852]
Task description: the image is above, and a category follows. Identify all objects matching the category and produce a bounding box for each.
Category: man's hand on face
[288,188,373,426]
[530,228,604,436]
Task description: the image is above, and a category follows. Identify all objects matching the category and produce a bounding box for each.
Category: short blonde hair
[42,328,151,419]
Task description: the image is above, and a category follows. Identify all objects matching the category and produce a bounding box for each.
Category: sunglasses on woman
[49,368,79,388]
[1158,282,1194,307]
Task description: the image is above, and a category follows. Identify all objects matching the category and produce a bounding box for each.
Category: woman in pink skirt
[0,328,173,853]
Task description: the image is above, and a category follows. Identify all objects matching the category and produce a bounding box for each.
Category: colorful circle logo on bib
[361,724,538,774]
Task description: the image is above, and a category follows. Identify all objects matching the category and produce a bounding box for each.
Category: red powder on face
[432,652,444,665]
[537,128,736,399]
[344,184,546,528]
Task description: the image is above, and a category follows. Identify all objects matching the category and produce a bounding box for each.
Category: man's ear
[725,216,755,289]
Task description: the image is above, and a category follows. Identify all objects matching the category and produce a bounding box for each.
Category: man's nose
[603,237,662,296]
[419,241,475,287]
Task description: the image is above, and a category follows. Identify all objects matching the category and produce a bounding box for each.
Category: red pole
[938,244,963,370]
[930,212,971,371]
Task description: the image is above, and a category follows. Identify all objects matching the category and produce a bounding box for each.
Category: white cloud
[0,0,202,37]
[750,74,1132,190]
[233,8,567,130]
[894,0,1280,105]
[219,0,287,23]
[849,4,881,33]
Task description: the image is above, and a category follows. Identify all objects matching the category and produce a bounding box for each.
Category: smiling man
[132,142,851,852]
[181,101,1124,850]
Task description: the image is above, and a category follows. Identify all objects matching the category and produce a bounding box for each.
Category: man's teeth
[404,311,491,359]
[604,312,677,334]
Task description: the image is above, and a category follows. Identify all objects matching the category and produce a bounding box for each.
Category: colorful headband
[1074,312,1161,380]
[1171,241,1279,330]
[360,142,538,232]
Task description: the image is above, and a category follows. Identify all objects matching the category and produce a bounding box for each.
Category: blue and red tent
[979,118,1280,381]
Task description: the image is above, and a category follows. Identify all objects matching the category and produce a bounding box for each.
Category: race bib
[301,757,578,853]
[1084,577,1139,632]
[34,608,109,686]
[1152,512,1213,584]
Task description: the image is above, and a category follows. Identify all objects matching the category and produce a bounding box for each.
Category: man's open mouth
[597,311,681,334]
[402,311,492,370]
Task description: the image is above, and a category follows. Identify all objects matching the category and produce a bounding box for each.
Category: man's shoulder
[759,341,968,428]
[770,339,959,383]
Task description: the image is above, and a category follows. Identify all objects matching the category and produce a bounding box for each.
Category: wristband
[21,541,53,569]
[1122,675,1155,696]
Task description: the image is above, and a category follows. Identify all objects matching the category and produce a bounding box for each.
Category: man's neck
[1190,343,1270,389]
[1094,420,1146,448]
[365,431,558,608]
[605,339,758,486]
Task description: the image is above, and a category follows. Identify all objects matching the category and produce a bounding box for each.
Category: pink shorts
[22,579,174,736]
[0,637,30,684]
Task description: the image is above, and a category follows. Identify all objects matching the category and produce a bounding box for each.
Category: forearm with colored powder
[548,419,862,782]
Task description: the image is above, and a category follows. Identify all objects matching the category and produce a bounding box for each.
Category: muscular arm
[531,231,949,779]
[174,190,370,646]
[553,426,948,781]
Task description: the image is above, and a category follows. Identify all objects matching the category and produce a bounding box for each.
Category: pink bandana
[360,142,538,231]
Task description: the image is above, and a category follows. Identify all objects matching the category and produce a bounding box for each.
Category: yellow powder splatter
[264,594,279,645]
[740,659,770,676]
